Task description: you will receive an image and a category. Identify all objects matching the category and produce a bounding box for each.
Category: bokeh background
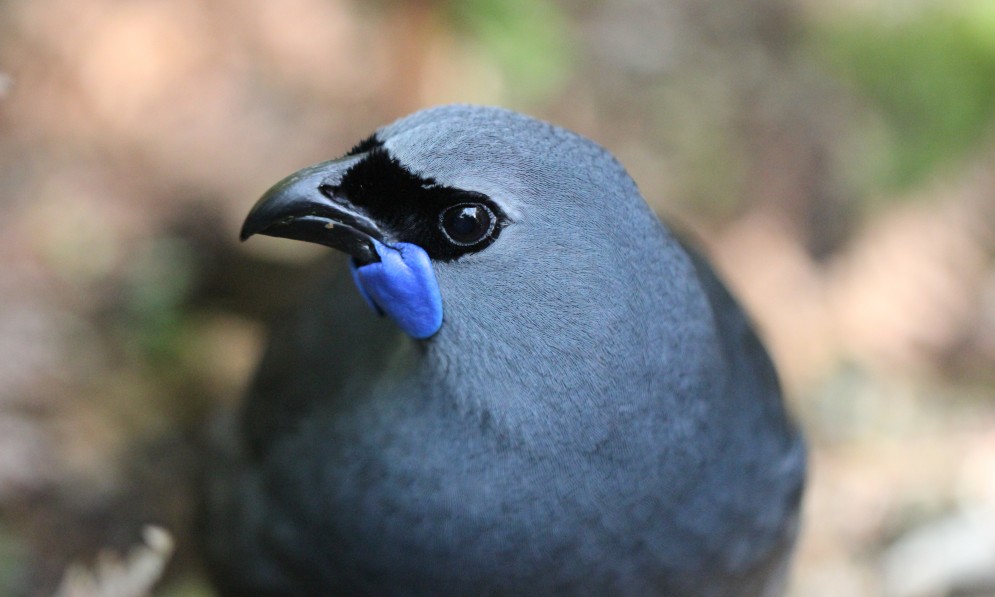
[1,0,994,595]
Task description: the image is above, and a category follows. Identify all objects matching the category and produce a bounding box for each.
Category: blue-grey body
[204,106,805,596]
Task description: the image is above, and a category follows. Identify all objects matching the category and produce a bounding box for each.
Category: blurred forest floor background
[1,0,994,595]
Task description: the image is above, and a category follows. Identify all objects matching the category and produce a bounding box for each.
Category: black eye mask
[335,146,506,262]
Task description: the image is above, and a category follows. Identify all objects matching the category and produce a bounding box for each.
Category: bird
[202,105,806,597]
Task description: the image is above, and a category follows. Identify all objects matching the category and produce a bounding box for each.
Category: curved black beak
[240,156,382,265]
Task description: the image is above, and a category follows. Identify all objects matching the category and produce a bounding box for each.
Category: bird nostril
[319,184,339,198]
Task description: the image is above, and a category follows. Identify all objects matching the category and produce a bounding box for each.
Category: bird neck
[417,241,725,449]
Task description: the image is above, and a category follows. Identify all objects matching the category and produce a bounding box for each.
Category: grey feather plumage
[204,105,805,596]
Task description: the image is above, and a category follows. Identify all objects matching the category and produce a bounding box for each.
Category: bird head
[241,105,700,353]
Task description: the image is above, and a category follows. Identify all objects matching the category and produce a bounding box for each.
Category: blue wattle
[349,240,443,339]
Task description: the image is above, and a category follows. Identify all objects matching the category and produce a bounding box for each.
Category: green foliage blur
[446,0,572,102]
[817,1,995,189]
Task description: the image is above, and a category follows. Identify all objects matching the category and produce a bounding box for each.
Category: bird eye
[439,203,495,246]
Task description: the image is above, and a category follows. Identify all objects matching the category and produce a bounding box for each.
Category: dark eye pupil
[441,204,493,245]
[450,208,480,235]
